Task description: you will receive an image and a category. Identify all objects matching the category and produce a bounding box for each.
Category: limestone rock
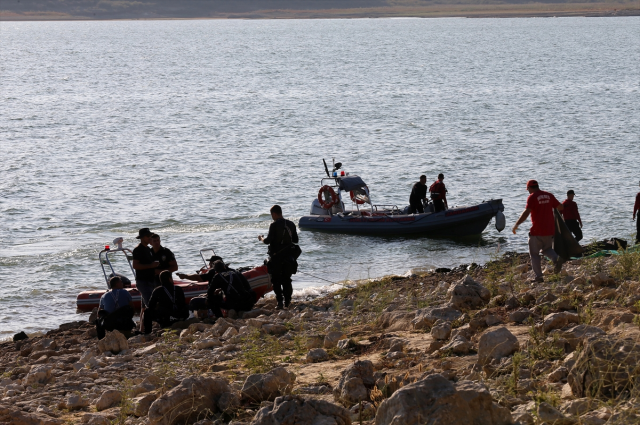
[324,331,347,349]
[194,338,222,350]
[446,275,491,310]
[0,406,65,425]
[539,312,579,333]
[568,335,640,399]
[251,395,351,425]
[333,360,375,407]
[378,311,417,331]
[478,327,519,365]
[561,398,597,416]
[23,364,54,386]
[305,335,325,349]
[430,320,452,341]
[97,330,128,354]
[305,348,329,363]
[374,375,513,425]
[95,389,122,411]
[148,376,237,425]
[508,308,533,323]
[551,325,606,351]
[439,335,473,355]
[129,392,158,417]
[537,402,574,425]
[221,327,239,339]
[262,324,288,336]
[241,367,296,402]
[211,318,234,336]
[411,306,462,330]
[65,394,90,410]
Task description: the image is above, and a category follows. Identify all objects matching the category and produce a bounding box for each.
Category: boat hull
[76,265,272,313]
[299,199,504,237]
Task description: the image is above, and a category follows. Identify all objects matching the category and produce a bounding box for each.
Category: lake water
[1,17,639,338]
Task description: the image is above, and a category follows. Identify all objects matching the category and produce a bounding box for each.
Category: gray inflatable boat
[298,162,505,237]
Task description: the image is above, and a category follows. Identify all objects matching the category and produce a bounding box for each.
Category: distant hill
[1,0,638,19]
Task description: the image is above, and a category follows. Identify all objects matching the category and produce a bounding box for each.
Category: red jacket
[561,199,582,225]
[429,180,447,201]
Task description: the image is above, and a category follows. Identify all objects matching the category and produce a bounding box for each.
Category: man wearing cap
[429,173,448,213]
[634,181,640,244]
[132,228,159,308]
[512,180,565,283]
[409,175,428,214]
[561,190,583,242]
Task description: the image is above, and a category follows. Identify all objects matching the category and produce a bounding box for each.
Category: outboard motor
[495,211,506,232]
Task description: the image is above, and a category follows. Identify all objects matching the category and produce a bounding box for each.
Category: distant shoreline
[1,3,639,21]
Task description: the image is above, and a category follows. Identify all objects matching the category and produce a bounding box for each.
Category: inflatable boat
[298,160,506,237]
[76,244,272,313]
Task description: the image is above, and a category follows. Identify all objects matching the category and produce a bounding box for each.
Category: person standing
[258,205,299,310]
[131,228,159,308]
[634,181,640,244]
[409,175,428,214]
[429,173,448,213]
[150,233,179,285]
[512,180,565,283]
[561,190,583,242]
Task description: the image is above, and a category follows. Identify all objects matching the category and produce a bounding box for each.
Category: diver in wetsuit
[409,175,428,214]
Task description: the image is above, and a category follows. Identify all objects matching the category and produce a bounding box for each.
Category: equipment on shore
[298,159,505,237]
[76,244,272,313]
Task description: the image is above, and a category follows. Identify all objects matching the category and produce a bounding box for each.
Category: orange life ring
[318,185,339,209]
[350,186,369,205]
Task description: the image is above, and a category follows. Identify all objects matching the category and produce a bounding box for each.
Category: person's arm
[290,222,299,244]
[556,203,564,212]
[132,259,159,270]
[634,194,640,220]
[512,209,531,234]
[260,222,276,244]
[124,291,134,309]
[176,272,206,282]
[441,185,448,209]
[147,289,159,311]
[576,204,583,227]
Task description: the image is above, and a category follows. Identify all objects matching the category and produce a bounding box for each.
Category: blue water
[1,17,639,337]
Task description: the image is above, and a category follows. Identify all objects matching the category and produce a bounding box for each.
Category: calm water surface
[1,17,639,337]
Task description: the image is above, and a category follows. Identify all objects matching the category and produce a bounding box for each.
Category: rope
[296,270,339,285]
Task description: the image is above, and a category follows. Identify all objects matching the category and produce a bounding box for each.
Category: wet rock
[148,376,237,425]
[568,335,640,399]
[251,395,351,425]
[439,335,473,355]
[334,360,375,407]
[411,306,462,330]
[324,331,347,348]
[430,320,452,341]
[95,389,122,411]
[241,367,296,402]
[13,331,28,342]
[23,364,54,386]
[508,308,534,323]
[305,348,329,363]
[375,375,512,425]
[539,312,579,333]
[478,327,519,365]
[446,275,491,310]
[97,330,128,354]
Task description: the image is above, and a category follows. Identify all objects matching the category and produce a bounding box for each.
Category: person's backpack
[220,271,257,305]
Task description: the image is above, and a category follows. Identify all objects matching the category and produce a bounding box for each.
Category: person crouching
[207,260,257,318]
[143,271,189,334]
[96,276,135,339]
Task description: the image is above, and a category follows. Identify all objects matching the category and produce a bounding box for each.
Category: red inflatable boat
[76,244,272,313]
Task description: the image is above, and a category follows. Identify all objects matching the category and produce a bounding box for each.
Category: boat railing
[199,248,217,267]
[372,204,402,213]
[100,247,136,289]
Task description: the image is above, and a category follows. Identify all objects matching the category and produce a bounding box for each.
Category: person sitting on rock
[143,271,189,334]
[96,276,135,339]
[206,260,257,318]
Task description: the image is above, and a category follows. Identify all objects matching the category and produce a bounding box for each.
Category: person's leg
[271,274,284,308]
[434,199,444,213]
[136,280,155,308]
[143,309,154,335]
[96,318,106,340]
[529,235,544,280]
[636,218,640,244]
[208,293,226,318]
[283,274,293,307]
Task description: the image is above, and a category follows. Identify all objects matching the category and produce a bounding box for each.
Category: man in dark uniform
[206,261,256,317]
[131,228,159,308]
[409,175,428,214]
[258,205,299,310]
[150,233,179,285]
[143,271,189,333]
[561,190,583,242]
[429,173,448,213]
[634,181,640,244]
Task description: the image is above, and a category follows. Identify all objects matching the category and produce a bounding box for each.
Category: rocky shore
[2,250,640,425]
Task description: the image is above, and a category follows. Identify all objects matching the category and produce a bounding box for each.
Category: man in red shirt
[512,180,565,283]
[429,173,448,213]
[634,181,640,244]
[561,190,583,242]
